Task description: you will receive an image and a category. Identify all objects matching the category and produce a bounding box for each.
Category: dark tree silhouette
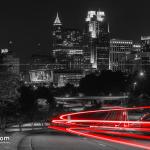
[0,72,20,131]
[79,70,128,96]
[79,73,99,95]
[18,85,36,121]
[35,86,56,115]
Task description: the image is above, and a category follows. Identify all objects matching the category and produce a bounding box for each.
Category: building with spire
[54,13,62,26]
[51,11,110,87]
[52,13,63,49]
[52,13,84,71]
[51,13,85,87]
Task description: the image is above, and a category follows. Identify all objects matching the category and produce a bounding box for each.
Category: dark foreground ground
[17,129,147,150]
[0,128,149,150]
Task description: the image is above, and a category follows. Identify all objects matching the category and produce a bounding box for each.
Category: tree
[35,86,56,116]
[0,72,20,131]
[79,70,128,96]
[98,70,128,94]
[63,83,76,96]
[79,73,99,95]
[18,85,36,117]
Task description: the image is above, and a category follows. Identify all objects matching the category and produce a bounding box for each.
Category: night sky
[0,0,150,62]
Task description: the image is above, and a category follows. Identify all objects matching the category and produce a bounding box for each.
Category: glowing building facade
[52,13,84,71]
[84,10,110,70]
[52,13,63,49]
[125,43,142,73]
[29,69,53,83]
[53,71,85,87]
[0,47,20,75]
[140,36,150,75]
[141,36,150,52]
[110,39,133,72]
[51,13,85,87]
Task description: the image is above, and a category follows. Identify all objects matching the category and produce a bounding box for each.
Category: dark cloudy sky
[0,0,150,62]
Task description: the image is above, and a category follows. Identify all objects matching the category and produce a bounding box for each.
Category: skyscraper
[52,13,84,71]
[51,13,85,87]
[141,36,150,52]
[84,10,110,71]
[52,13,63,49]
[110,39,133,72]
[126,43,142,73]
[0,47,20,75]
[140,36,150,75]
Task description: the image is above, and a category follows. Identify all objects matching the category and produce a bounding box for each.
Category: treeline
[79,70,129,96]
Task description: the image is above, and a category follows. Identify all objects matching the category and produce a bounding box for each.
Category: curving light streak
[60,106,150,120]
[48,106,150,149]
[67,128,150,150]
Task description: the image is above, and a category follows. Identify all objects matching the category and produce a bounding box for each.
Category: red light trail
[48,106,150,149]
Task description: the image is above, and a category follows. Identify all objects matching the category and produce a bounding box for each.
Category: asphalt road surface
[17,129,146,150]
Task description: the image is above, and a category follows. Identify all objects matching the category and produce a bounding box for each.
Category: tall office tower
[124,43,142,73]
[0,48,20,75]
[52,15,84,71]
[140,36,150,75]
[133,43,141,53]
[62,28,83,48]
[3,54,20,74]
[109,39,133,72]
[51,13,85,87]
[52,13,63,49]
[141,36,150,52]
[61,28,83,70]
[52,49,84,70]
[84,10,110,70]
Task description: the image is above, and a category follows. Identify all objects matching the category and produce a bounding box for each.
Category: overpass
[54,96,128,101]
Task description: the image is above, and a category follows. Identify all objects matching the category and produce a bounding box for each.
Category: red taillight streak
[60,106,150,120]
[52,119,150,125]
[73,127,150,140]
[48,125,150,149]
[49,106,150,149]
[67,128,150,150]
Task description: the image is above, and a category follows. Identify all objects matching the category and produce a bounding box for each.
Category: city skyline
[0,0,150,61]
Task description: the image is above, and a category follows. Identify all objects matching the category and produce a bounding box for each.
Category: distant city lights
[1,49,8,54]
[139,71,144,77]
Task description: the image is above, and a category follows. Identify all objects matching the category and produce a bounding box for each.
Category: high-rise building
[124,43,142,73]
[29,69,53,84]
[52,13,84,71]
[62,28,83,48]
[84,10,110,70]
[30,54,52,70]
[141,36,150,52]
[51,13,85,87]
[109,39,133,72]
[1,48,20,75]
[140,36,150,75]
[53,49,84,70]
[133,43,141,52]
[53,71,85,87]
[52,13,63,49]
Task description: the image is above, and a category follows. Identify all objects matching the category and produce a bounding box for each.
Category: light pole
[133,82,137,90]
[139,71,145,77]
[137,71,145,95]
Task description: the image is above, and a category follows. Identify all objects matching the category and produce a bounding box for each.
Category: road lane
[18,129,143,150]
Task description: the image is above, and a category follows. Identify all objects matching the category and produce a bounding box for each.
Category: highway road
[18,129,146,150]
[18,106,150,150]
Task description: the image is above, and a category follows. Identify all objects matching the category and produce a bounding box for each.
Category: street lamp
[139,71,144,77]
[133,82,137,90]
